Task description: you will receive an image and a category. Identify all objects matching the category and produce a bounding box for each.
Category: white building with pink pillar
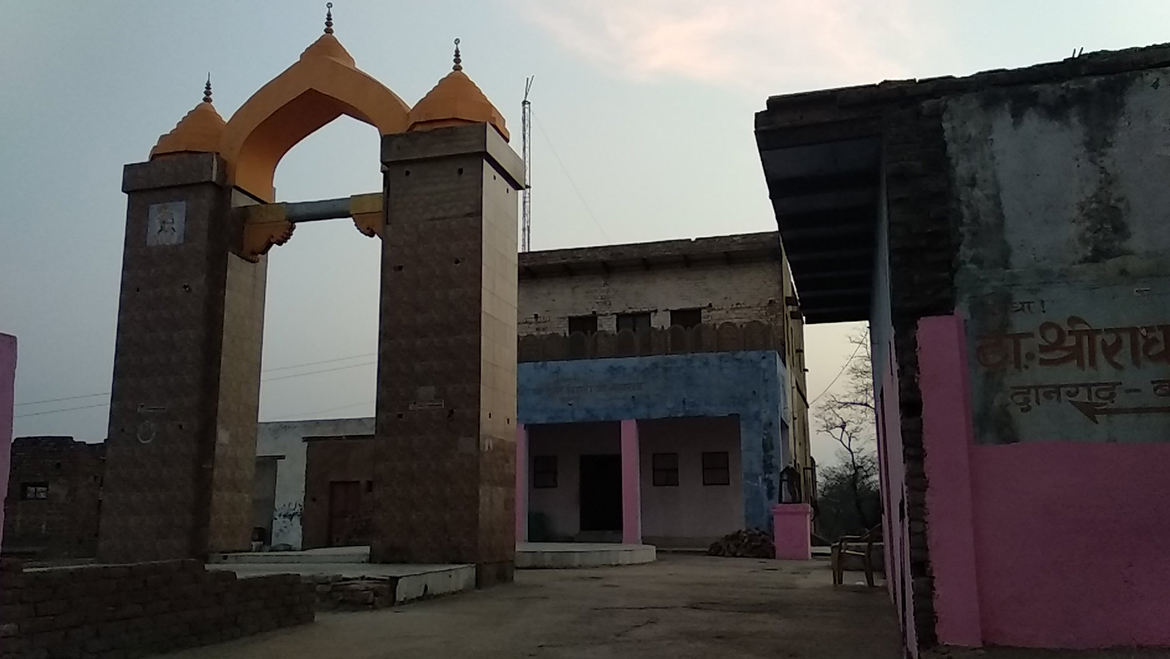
[514,233,805,548]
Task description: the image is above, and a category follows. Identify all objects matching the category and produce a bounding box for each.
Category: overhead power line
[808,339,865,407]
[531,109,611,242]
[14,402,111,419]
[15,352,379,418]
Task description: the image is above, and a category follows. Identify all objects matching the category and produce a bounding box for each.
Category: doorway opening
[579,454,623,535]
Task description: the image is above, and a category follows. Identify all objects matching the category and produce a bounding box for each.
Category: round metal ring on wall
[136,421,157,444]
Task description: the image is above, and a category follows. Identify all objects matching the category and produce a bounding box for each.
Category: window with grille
[651,453,679,487]
[616,312,652,333]
[670,308,702,329]
[702,452,730,486]
[567,315,598,336]
[533,456,558,488]
[21,483,49,500]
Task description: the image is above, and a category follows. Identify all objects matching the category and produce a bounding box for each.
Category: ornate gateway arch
[99,8,523,585]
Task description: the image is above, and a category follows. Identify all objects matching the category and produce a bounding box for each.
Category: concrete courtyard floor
[169,554,902,659]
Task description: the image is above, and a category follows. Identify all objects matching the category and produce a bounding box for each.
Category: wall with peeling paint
[921,70,1170,649]
[518,351,787,531]
[945,70,1170,445]
[255,417,374,549]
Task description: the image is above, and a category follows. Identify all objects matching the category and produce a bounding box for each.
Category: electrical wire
[531,109,611,242]
[808,339,865,407]
[15,354,378,418]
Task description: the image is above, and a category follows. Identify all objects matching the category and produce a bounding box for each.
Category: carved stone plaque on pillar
[146,201,186,246]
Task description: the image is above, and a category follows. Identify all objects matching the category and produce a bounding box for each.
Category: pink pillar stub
[773,503,812,560]
[515,424,528,544]
[0,334,16,545]
[620,420,641,545]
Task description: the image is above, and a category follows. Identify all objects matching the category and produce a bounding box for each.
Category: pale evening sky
[2,1,1167,468]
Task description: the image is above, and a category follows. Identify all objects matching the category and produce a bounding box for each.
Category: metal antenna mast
[521,76,534,252]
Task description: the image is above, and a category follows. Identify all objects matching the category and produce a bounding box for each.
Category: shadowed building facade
[756,44,1170,654]
[97,11,522,582]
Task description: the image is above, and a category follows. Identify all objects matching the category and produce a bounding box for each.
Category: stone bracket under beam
[233,192,385,260]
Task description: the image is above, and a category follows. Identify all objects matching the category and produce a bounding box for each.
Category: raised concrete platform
[515,543,656,569]
[208,545,370,565]
[206,547,474,606]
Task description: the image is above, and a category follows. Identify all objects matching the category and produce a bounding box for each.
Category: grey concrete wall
[945,69,1170,444]
[518,260,785,336]
[255,417,374,549]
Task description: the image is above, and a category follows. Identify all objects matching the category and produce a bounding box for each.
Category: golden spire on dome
[324,3,334,34]
[150,75,227,158]
[407,38,510,141]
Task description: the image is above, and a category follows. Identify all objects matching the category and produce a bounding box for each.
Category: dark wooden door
[579,455,622,532]
[327,481,363,547]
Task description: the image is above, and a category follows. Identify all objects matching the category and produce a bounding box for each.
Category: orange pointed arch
[219,35,411,201]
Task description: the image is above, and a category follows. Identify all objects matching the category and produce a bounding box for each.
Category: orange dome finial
[150,76,227,158]
[407,39,510,141]
[324,3,334,34]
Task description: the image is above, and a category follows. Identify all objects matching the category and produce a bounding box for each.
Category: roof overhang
[755,116,881,324]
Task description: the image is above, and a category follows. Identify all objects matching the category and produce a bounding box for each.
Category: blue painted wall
[517,351,788,530]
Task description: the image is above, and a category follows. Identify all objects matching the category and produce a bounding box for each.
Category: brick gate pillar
[0,334,15,547]
[98,154,267,562]
[620,419,642,545]
[516,424,529,544]
[372,124,524,586]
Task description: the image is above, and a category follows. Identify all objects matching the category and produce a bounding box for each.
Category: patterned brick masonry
[0,558,313,659]
[373,124,524,586]
[99,153,264,563]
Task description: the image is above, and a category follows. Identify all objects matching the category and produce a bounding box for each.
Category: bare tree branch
[813,329,879,533]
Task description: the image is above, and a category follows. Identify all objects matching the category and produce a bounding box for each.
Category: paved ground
[169,555,902,659]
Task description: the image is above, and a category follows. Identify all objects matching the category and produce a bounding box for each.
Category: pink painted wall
[620,420,641,544]
[917,315,983,647]
[874,332,918,656]
[917,314,1170,649]
[0,334,16,544]
[772,503,812,559]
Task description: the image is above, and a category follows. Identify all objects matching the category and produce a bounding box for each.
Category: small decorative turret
[407,39,510,141]
[150,76,227,158]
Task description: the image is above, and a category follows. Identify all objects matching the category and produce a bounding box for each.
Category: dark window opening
[651,453,679,487]
[670,308,702,329]
[568,315,598,336]
[533,455,558,488]
[21,483,49,500]
[616,312,652,333]
[702,452,730,486]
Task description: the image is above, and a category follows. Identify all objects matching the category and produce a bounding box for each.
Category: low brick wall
[0,558,314,658]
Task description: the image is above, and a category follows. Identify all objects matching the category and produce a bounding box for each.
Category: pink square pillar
[515,424,529,544]
[0,334,16,544]
[620,420,641,545]
[773,503,812,560]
